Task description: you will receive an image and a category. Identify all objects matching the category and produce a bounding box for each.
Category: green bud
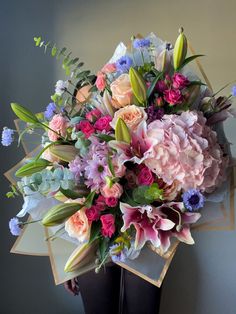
[15,158,51,177]
[42,202,83,226]
[115,118,131,144]
[173,27,188,70]
[49,145,79,162]
[11,103,39,124]
[129,67,147,105]
[64,242,97,273]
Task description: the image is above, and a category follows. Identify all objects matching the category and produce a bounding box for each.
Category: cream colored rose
[64,198,90,242]
[110,74,133,108]
[110,105,147,131]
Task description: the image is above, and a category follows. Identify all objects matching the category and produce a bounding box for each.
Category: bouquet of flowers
[3,28,236,285]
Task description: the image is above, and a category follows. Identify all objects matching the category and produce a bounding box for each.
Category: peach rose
[110,74,133,108]
[110,105,147,131]
[101,182,123,199]
[76,84,92,103]
[64,198,90,242]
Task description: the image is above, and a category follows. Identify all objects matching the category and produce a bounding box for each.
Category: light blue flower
[232,85,236,97]
[115,56,133,73]
[133,38,151,49]
[44,102,56,120]
[1,127,14,146]
[9,217,22,236]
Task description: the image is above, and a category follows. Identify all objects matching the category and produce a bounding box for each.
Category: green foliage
[15,159,51,177]
[132,183,163,205]
[11,103,39,124]
[176,54,204,71]
[147,71,163,98]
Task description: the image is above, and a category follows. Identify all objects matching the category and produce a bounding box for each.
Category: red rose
[85,206,100,222]
[77,120,95,138]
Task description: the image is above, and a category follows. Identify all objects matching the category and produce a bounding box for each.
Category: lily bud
[115,118,131,144]
[49,145,79,162]
[129,67,147,105]
[15,158,51,177]
[173,27,188,70]
[11,103,39,124]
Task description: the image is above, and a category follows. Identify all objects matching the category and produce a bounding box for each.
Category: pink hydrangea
[145,111,228,193]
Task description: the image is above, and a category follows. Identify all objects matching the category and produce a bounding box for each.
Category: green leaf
[115,118,131,144]
[15,158,52,177]
[147,71,163,98]
[51,45,57,57]
[34,36,41,46]
[177,54,204,71]
[188,80,206,87]
[75,70,91,79]
[49,145,79,162]
[129,67,147,105]
[96,134,115,142]
[11,103,39,124]
[107,154,115,177]
[99,237,110,261]
[56,47,67,60]
[67,57,79,67]
[59,188,84,200]
[84,190,96,208]
[63,52,72,66]
[144,183,163,201]
[42,202,83,226]
[132,186,150,204]
[89,222,101,244]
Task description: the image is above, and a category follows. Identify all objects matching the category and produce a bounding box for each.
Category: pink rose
[85,206,100,222]
[95,195,106,211]
[100,214,115,238]
[95,72,106,91]
[48,114,68,141]
[77,120,95,138]
[110,74,133,108]
[101,182,123,199]
[156,80,168,93]
[163,89,183,105]
[86,109,102,122]
[137,165,154,185]
[105,197,118,207]
[110,105,147,131]
[65,207,90,242]
[94,115,112,132]
[172,73,189,89]
[102,63,117,73]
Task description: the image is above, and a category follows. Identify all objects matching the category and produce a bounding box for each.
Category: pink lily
[120,202,175,250]
[109,121,155,165]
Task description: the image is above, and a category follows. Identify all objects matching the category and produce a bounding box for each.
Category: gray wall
[1,0,236,313]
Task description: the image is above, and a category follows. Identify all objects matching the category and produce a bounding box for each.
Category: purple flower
[84,155,109,190]
[55,80,69,96]
[69,156,85,181]
[9,217,22,236]
[146,106,164,123]
[44,102,57,120]
[1,127,14,146]
[133,38,151,49]
[182,189,205,212]
[109,244,126,262]
[115,56,133,73]
[232,85,236,97]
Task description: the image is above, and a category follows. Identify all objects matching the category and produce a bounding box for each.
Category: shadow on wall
[0,1,84,313]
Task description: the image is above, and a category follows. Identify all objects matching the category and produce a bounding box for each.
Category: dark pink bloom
[137,165,154,185]
[95,72,106,91]
[163,89,183,105]
[94,115,112,132]
[77,120,95,138]
[95,195,106,211]
[172,73,189,89]
[105,197,118,207]
[86,109,102,122]
[156,80,167,93]
[85,206,100,222]
[100,214,115,238]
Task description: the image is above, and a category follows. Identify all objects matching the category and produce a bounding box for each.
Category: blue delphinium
[182,189,205,212]
[9,217,22,236]
[44,102,57,120]
[1,127,14,146]
[232,85,236,97]
[133,38,151,49]
[109,244,126,263]
[115,55,133,73]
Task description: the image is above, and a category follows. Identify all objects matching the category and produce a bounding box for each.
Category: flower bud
[129,67,147,105]
[173,27,188,70]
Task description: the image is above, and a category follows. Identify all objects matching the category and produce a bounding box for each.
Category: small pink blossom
[163,89,183,105]
[86,109,102,122]
[137,165,154,186]
[95,195,106,211]
[94,115,112,132]
[95,72,106,91]
[101,182,123,199]
[85,206,100,222]
[48,114,68,141]
[156,80,168,93]
[101,63,117,73]
[172,73,189,89]
[105,197,118,207]
[77,120,95,138]
[100,214,115,238]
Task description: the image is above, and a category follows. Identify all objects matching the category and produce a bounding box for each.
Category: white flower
[55,80,69,96]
